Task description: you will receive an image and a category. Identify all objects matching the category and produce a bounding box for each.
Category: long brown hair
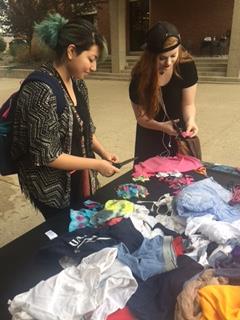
[131,36,192,118]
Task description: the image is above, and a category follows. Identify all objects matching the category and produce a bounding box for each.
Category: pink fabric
[107,307,136,319]
[230,185,240,205]
[181,131,192,138]
[159,175,194,195]
[132,154,202,178]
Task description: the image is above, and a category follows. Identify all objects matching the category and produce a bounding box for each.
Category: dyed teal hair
[34,13,108,61]
[34,13,68,50]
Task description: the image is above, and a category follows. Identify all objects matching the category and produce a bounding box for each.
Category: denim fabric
[174,177,240,222]
[117,236,177,280]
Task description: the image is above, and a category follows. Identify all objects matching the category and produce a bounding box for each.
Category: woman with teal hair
[11,13,119,220]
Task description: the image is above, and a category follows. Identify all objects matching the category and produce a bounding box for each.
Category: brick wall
[96,0,234,55]
[96,2,111,53]
[150,0,234,54]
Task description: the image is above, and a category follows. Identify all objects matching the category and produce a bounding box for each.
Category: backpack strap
[22,71,66,115]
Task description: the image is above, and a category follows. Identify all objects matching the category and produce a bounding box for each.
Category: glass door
[128,0,149,51]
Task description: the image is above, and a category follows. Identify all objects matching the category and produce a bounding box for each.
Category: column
[227,0,240,77]
[109,0,127,73]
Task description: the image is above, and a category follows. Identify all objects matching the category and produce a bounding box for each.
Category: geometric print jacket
[11,64,95,208]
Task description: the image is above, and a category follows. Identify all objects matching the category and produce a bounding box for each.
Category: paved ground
[0,78,240,247]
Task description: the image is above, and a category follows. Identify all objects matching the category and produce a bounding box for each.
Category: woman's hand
[96,159,120,177]
[92,135,119,164]
[185,121,198,137]
[101,151,119,163]
[161,119,179,136]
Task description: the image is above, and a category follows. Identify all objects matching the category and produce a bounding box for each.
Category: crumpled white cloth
[8,247,138,320]
[130,204,163,239]
[155,214,186,234]
[185,214,240,244]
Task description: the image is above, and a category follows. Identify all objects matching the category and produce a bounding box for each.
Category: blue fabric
[117,236,173,280]
[69,200,104,232]
[174,177,240,222]
[69,209,95,232]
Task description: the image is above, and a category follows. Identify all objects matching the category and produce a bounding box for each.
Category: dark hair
[56,19,106,59]
[34,13,107,61]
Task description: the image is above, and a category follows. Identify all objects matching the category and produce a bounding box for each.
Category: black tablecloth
[1,169,239,319]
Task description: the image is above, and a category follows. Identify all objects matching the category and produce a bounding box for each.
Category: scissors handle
[112,162,122,169]
[171,120,182,135]
[109,156,138,172]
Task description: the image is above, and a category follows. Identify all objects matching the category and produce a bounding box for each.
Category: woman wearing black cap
[129,21,198,163]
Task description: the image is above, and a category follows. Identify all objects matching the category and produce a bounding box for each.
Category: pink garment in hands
[132,154,202,178]
[181,131,192,138]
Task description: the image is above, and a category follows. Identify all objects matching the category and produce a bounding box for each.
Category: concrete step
[98,62,112,67]
[196,64,227,69]
[106,66,227,75]
[88,72,130,81]
[88,71,240,84]
[126,55,228,62]
[194,57,228,61]
[196,60,227,64]
[101,55,227,61]
[98,66,227,77]
[196,65,226,70]
[97,67,112,72]
[198,71,226,76]
[0,68,32,78]
[124,64,226,70]
[99,56,228,76]
[198,75,240,83]
[0,66,239,84]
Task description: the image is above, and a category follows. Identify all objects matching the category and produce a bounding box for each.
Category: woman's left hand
[185,121,198,137]
[101,151,119,163]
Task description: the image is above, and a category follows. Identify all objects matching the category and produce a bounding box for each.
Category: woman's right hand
[95,159,120,177]
[161,119,180,136]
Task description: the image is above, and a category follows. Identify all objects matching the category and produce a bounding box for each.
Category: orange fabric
[199,285,240,320]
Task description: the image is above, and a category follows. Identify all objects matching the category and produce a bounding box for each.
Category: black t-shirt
[129,60,198,162]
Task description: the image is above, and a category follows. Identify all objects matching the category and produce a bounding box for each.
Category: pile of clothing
[8,155,240,320]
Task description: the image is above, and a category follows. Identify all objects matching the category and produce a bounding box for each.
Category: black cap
[143,21,181,53]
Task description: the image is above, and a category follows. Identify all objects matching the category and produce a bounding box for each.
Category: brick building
[95,0,240,77]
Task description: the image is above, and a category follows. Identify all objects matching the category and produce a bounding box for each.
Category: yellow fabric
[104,200,135,216]
[199,285,240,320]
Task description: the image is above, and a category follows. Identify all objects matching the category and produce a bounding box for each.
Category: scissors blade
[113,156,138,168]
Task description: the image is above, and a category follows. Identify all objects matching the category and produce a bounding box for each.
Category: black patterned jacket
[11,64,95,208]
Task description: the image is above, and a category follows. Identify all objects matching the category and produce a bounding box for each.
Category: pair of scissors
[171,120,183,138]
[112,156,138,169]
